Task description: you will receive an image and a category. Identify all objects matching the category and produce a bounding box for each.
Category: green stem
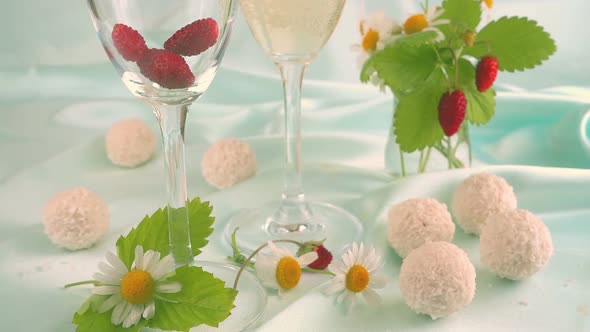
[64,280,99,289]
[302,267,335,276]
[418,147,432,173]
[447,138,452,169]
[424,0,430,12]
[418,149,425,173]
[399,149,406,177]
[434,143,464,168]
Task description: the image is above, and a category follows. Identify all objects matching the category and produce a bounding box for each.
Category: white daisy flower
[352,11,402,68]
[325,242,389,312]
[91,246,181,328]
[402,6,450,41]
[254,241,318,296]
[481,0,493,22]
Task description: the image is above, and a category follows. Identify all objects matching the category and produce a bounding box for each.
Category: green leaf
[116,198,215,268]
[393,30,439,47]
[440,0,482,31]
[464,16,556,72]
[72,296,146,332]
[393,69,447,152]
[148,265,238,332]
[458,59,496,125]
[361,44,438,94]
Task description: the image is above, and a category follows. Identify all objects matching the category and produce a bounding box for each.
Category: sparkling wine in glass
[225,0,363,253]
[86,1,265,329]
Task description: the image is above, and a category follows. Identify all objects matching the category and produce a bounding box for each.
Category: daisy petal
[351,242,359,262]
[156,281,182,294]
[337,291,350,304]
[143,301,156,320]
[93,272,122,285]
[98,293,123,313]
[370,275,389,289]
[268,241,281,256]
[111,301,127,325]
[298,252,319,266]
[149,255,175,280]
[105,252,128,275]
[123,304,142,328]
[342,251,354,268]
[92,285,120,296]
[133,246,144,270]
[343,293,356,314]
[143,250,161,272]
[97,262,126,280]
[324,280,345,295]
[356,243,365,265]
[328,260,348,275]
[363,288,382,305]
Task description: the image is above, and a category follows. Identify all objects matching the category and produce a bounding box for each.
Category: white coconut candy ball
[105,118,156,167]
[480,209,553,280]
[387,198,455,258]
[42,188,110,250]
[201,138,257,189]
[400,241,476,319]
[452,172,517,235]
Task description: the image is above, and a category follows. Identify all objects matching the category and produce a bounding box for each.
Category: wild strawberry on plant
[476,56,499,92]
[438,90,467,137]
[297,241,333,270]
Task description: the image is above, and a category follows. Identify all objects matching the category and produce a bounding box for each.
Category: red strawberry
[438,90,467,137]
[308,245,333,270]
[138,49,195,89]
[476,56,499,92]
[164,18,219,56]
[112,24,148,62]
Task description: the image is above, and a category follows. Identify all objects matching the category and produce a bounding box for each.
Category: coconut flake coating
[201,138,257,189]
[42,188,110,250]
[387,198,455,258]
[105,118,156,167]
[399,241,476,319]
[480,209,553,280]
[452,173,517,235]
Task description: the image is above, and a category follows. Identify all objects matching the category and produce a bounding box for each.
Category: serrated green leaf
[361,43,438,94]
[439,0,481,39]
[440,0,481,30]
[148,265,237,332]
[394,30,439,47]
[73,297,146,332]
[458,59,496,125]
[116,198,215,269]
[465,16,556,72]
[394,69,447,152]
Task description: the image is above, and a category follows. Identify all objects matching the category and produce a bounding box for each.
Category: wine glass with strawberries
[86,1,267,329]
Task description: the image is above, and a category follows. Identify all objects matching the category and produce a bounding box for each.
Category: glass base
[143,261,266,332]
[224,200,363,254]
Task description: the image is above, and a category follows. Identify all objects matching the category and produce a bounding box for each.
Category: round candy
[387,198,455,258]
[201,138,257,189]
[42,188,110,250]
[105,118,156,167]
[452,172,517,235]
[400,241,476,319]
[480,209,553,280]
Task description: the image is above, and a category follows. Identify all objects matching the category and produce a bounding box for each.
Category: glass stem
[278,62,307,205]
[153,104,193,266]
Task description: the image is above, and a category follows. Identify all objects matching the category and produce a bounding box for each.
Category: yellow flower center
[362,29,380,52]
[275,256,301,290]
[403,14,429,35]
[345,264,370,293]
[483,0,493,9]
[120,270,155,304]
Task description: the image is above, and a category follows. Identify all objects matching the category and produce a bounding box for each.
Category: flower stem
[64,280,99,289]
[399,149,406,177]
[302,267,335,276]
[418,146,432,173]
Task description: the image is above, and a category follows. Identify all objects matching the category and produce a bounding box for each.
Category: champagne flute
[225,0,363,253]
[86,1,265,329]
